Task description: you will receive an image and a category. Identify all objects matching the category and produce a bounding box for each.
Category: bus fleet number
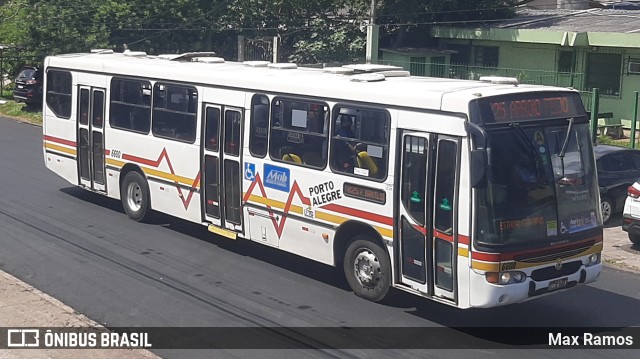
[111,149,122,159]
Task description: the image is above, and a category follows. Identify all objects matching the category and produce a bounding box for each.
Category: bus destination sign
[476,92,586,124]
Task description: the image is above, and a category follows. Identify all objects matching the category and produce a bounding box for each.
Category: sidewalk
[0,224,638,358]
[0,270,158,359]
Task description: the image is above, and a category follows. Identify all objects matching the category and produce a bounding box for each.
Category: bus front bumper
[469,263,601,308]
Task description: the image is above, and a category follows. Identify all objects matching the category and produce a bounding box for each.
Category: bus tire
[343,238,390,302]
[121,171,151,222]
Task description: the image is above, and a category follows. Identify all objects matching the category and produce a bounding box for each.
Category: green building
[381,8,640,130]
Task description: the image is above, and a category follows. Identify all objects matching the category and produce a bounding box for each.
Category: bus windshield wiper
[558,118,575,184]
[559,117,574,158]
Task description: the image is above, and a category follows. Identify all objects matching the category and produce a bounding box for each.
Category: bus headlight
[486,271,527,285]
[587,253,600,266]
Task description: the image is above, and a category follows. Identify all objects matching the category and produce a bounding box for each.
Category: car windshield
[476,122,600,246]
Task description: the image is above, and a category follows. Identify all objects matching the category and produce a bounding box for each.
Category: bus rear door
[201,104,244,238]
[77,86,106,193]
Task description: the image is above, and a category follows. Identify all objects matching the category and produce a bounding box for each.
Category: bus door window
[224,110,241,156]
[433,139,457,292]
[79,89,89,125]
[78,88,90,181]
[400,135,428,283]
[203,107,221,219]
[91,90,105,185]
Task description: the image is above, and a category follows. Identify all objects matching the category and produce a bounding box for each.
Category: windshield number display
[490,97,570,122]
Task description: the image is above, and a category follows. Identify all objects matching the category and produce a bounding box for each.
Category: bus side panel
[106,130,203,224]
[43,72,78,186]
[277,216,336,266]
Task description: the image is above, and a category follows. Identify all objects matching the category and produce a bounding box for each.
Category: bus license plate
[548,278,568,291]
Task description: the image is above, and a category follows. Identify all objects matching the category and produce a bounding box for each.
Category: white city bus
[42,50,602,308]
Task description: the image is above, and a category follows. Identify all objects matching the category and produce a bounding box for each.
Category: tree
[373,0,517,48]
[0,0,518,67]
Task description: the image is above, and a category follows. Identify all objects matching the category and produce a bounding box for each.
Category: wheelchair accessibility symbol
[244,163,256,181]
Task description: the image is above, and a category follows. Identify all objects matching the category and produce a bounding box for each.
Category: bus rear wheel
[343,238,390,302]
[121,171,151,222]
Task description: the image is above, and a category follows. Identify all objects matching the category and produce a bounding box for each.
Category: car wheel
[600,196,613,224]
[630,234,640,246]
[343,237,391,302]
[120,171,151,222]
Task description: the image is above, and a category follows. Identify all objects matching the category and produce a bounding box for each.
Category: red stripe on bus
[459,234,470,245]
[321,203,393,227]
[43,135,76,147]
[434,229,454,242]
[122,153,160,167]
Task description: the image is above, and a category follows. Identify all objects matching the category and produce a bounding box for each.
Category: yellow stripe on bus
[141,167,197,187]
[44,142,76,156]
[245,194,304,214]
[105,158,197,188]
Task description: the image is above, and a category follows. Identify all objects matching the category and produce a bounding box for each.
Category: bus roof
[45,51,579,114]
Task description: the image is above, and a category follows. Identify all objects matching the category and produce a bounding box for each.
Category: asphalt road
[0,116,639,358]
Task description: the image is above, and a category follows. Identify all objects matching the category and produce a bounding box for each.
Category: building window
[474,46,499,67]
[558,51,575,73]
[586,53,622,96]
[446,44,470,65]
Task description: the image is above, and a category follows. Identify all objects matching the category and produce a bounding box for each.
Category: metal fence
[376,59,586,90]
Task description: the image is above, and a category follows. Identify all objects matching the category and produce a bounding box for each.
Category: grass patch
[0,97,42,125]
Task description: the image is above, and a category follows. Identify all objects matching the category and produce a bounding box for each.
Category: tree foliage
[0,0,516,74]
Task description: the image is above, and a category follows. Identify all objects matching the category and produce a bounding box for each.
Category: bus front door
[77,86,106,193]
[397,132,458,302]
[201,104,244,237]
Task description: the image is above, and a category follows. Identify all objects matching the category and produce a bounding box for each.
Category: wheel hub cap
[354,249,380,287]
[127,182,142,211]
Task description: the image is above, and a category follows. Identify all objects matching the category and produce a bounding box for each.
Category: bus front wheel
[343,238,391,302]
[121,171,151,222]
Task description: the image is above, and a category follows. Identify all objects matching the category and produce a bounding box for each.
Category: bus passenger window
[110,78,151,134]
[268,97,328,168]
[249,95,269,157]
[151,83,197,143]
[330,106,389,180]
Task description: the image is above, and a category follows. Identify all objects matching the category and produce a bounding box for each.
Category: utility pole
[365,0,379,64]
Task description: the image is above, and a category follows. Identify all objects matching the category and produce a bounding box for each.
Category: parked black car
[595,144,640,223]
[13,66,43,106]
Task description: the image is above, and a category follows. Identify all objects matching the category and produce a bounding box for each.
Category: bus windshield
[476,121,600,246]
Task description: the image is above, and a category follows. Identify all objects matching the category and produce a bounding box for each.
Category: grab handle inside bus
[466,122,488,188]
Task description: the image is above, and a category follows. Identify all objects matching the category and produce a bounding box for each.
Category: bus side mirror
[465,122,488,189]
[471,149,487,188]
